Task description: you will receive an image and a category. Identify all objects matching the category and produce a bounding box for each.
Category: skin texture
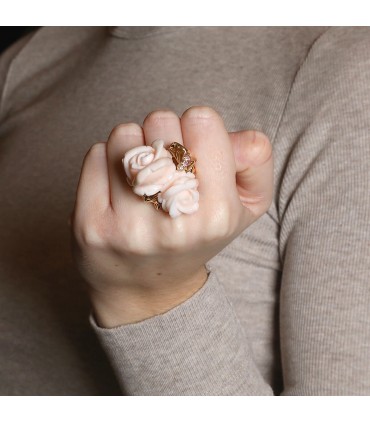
[69,106,274,328]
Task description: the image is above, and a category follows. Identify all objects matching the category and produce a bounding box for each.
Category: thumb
[229,130,274,215]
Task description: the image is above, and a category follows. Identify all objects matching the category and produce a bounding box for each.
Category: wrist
[89,265,209,328]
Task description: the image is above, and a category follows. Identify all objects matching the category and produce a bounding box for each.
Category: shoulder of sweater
[272,27,370,226]
[272,26,370,140]
[291,27,370,92]
[0,27,106,121]
[314,26,370,56]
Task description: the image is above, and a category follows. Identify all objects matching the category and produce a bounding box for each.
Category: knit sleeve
[90,267,273,395]
[274,27,370,395]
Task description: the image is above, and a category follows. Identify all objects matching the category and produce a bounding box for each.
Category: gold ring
[167,142,196,174]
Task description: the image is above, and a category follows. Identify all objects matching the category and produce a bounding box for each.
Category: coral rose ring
[122,140,199,218]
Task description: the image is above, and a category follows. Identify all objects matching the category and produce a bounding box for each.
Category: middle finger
[143,110,184,147]
[107,122,145,211]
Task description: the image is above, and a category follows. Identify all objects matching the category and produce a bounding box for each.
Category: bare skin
[69,106,274,328]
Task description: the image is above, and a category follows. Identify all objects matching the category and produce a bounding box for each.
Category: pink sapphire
[182,154,191,166]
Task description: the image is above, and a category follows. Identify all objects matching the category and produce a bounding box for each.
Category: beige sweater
[0,27,369,395]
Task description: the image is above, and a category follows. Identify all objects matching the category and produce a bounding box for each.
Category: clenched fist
[69,106,274,328]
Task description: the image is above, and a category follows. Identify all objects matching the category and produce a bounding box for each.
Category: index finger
[71,142,110,231]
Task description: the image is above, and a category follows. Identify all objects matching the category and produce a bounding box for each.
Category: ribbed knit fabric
[0,27,369,395]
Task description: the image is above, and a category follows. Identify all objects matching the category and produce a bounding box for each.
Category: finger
[180,106,239,210]
[229,130,274,215]
[72,142,110,226]
[106,123,145,211]
[143,109,183,147]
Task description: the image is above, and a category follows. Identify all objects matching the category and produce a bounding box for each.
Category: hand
[69,106,273,327]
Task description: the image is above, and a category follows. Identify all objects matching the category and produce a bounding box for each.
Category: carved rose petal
[158,171,199,218]
[122,139,172,183]
[133,157,177,196]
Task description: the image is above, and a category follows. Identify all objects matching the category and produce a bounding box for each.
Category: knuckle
[183,106,218,119]
[182,105,219,120]
[143,110,179,127]
[74,210,113,249]
[109,123,142,141]
[159,220,188,252]
[120,219,154,256]
[79,221,106,249]
[204,200,233,241]
[243,195,273,220]
[257,195,274,215]
[248,132,273,166]
[87,142,106,157]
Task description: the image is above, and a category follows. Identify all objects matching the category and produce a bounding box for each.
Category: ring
[143,142,196,210]
[122,140,199,218]
[168,142,196,174]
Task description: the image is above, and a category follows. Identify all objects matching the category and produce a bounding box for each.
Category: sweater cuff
[89,269,269,395]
